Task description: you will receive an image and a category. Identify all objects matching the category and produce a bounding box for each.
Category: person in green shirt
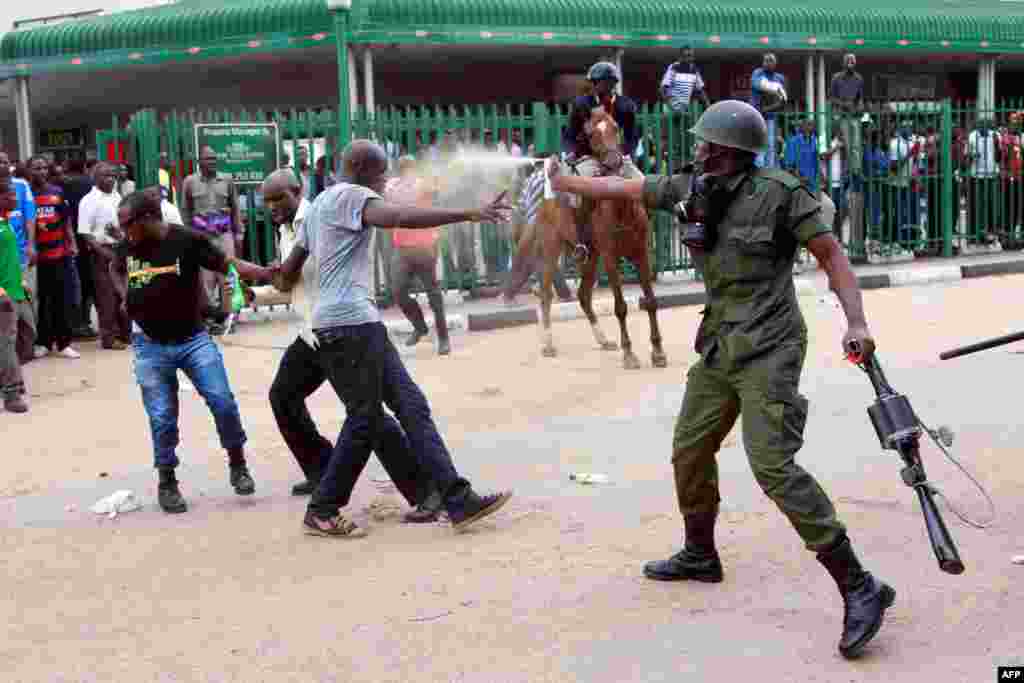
[549,100,893,660]
[0,179,32,413]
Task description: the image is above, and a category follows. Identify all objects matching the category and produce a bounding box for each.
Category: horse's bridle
[585,118,625,176]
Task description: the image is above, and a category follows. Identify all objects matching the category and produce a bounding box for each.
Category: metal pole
[329,1,353,149]
[614,47,624,96]
[941,98,954,257]
[14,77,34,160]
[363,46,376,119]
[348,46,360,117]
[806,54,815,117]
[817,53,827,155]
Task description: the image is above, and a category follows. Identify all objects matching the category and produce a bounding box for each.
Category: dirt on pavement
[3,276,1023,682]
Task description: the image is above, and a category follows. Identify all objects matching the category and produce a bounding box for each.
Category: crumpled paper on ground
[90,490,144,518]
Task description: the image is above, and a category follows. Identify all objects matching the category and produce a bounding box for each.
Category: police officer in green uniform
[548,100,895,659]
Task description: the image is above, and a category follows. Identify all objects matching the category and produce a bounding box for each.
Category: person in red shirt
[28,156,79,358]
[1002,115,1023,235]
[385,156,451,355]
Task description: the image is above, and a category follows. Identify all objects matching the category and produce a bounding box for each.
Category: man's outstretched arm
[362,192,509,230]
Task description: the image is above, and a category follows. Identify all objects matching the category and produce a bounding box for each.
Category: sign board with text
[39,127,85,150]
[193,123,280,185]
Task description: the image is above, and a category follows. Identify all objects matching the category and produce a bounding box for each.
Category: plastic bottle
[569,473,610,485]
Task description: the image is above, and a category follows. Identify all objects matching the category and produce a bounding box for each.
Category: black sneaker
[158,484,187,514]
[302,509,367,538]
[291,479,316,496]
[403,488,443,524]
[230,465,255,495]
[447,490,513,532]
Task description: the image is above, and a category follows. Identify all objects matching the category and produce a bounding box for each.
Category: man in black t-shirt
[112,188,274,513]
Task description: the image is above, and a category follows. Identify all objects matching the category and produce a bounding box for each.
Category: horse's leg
[536,207,558,358]
[634,230,667,368]
[578,254,616,351]
[599,212,640,369]
[539,258,557,357]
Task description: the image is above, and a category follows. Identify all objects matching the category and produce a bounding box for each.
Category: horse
[531,108,667,370]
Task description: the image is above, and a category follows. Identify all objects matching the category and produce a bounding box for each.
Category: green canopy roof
[2,0,1023,74]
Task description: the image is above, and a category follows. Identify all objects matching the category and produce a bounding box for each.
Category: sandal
[303,510,368,538]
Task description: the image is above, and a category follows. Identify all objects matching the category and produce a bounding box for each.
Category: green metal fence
[97,99,1024,303]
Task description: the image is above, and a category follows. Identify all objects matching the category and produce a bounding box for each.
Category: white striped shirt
[660,63,705,112]
[519,167,546,225]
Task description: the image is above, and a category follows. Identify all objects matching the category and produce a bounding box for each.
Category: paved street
[3,275,1024,682]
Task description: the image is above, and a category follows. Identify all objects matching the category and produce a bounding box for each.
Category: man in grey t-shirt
[275,139,514,538]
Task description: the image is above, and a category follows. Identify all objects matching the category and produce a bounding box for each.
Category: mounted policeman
[560,60,643,263]
[549,99,895,660]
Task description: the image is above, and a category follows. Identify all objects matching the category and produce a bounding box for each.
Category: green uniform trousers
[672,342,847,552]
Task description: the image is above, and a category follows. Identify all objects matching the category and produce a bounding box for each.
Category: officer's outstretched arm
[550,175,645,201]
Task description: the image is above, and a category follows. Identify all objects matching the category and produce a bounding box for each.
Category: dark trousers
[75,238,96,330]
[35,259,73,351]
[310,322,470,518]
[392,247,446,335]
[968,178,999,237]
[91,250,131,345]
[269,335,423,506]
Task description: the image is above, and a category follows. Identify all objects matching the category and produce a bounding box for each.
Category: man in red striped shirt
[29,156,79,359]
[385,157,450,355]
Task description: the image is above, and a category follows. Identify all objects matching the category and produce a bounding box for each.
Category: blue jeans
[756,118,778,168]
[132,330,248,469]
[310,322,470,518]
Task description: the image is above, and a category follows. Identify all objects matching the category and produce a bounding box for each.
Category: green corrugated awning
[2,0,331,68]
[3,0,1024,76]
[354,0,1024,50]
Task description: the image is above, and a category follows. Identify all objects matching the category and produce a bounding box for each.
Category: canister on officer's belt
[676,173,709,272]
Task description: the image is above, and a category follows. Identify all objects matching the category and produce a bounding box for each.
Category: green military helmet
[587,61,621,83]
[689,99,769,154]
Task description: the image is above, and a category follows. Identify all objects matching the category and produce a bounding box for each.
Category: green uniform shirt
[0,218,26,302]
[642,167,829,366]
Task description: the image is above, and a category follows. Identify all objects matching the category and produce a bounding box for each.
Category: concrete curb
[248,257,1024,337]
[460,257,1024,334]
[960,260,1024,279]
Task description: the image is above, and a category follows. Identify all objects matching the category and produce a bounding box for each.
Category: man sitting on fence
[561,60,643,264]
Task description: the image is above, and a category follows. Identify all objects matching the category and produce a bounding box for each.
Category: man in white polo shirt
[77,162,129,350]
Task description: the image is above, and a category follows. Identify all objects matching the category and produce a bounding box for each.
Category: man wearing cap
[560,60,643,263]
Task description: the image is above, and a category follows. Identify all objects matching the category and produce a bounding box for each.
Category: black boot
[428,291,450,356]
[816,536,896,659]
[643,511,724,582]
[227,449,255,496]
[158,468,187,514]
